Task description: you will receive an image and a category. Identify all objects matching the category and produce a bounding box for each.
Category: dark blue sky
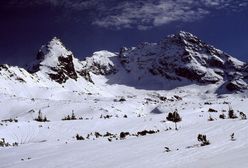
[0,0,248,67]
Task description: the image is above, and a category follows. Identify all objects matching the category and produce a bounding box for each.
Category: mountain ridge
[0,31,247,94]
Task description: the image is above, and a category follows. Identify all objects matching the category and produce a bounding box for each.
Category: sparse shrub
[230,133,236,141]
[228,106,237,119]
[62,115,71,120]
[219,114,226,119]
[104,115,112,119]
[208,115,214,121]
[159,96,167,101]
[104,132,114,137]
[114,97,126,102]
[71,112,76,120]
[1,118,18,123]
[239,112,247,120]
[62,111,77,120]
[197,134,210,146]
[12,142,18,146]
[174,95,182,100]
[94,132,102,138]
[120,132,130,139]
[164,147,171,152]
[0,138,5,147]
[136,130,159,136]
[119,97,126,102]
[75,134,84,140]
[34,110,49,122]
[208,108,218,112]
[204,102,212,105]
[44,116,48,121]
[166,109,182,130]
[100,115,113,119]
[0,138,15,147]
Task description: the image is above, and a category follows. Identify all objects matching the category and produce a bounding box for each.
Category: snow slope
[0,31,248,168]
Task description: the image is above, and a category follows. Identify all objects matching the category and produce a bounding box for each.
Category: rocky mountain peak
[34,37,72,67]
[173,31,198,40]
[82,51,117,76]
[27,37,79,83]
[118,31,248,91]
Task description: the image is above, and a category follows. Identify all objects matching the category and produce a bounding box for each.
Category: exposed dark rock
[209,56,224,68]
[0,64,9,71]
[136,130,159,136]
[48,70,68,84]
[208,108,218,112]
[226,79,247,91]
[120,132,130,139]
[39,54,79,84]
[89,62,117,75]
[58,55,78,80]
[78,70,94,83]
[15,77,26,83]
[175,67,205,81]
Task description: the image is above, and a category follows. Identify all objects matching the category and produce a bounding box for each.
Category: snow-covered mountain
[1,31,247,96]
[0,31,248,96]
[118,31,248,91]
[0,32,248,168]
[27,37,95,84]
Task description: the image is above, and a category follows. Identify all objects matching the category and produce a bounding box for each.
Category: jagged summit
[172,31,198,39]
[26,37,119,84]
[27,37,82,83]
[29,37,73,72]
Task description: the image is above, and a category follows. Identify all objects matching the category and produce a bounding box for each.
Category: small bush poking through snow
[219,114,226,119]
[230,133,236,141]
[166,109,182,130]
[94,132,102,138]
[100,114,112,119]
[0,138,9,147]
[120,132,130,139]
[164,147,171,152]
[208,108,218,112]
[34,110,49,122]
[1,118,18,123]
[197,134,210,146]
[75,134,84,140]
[208,115,214,121]
[239,112,247,120]
[228,106,238,119]
[114,97,126,102]
[62,111,77,120]
[0,138,18,147]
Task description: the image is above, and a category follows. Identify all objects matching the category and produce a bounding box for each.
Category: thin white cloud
[92,0,248,30]
[5,0,248,30]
